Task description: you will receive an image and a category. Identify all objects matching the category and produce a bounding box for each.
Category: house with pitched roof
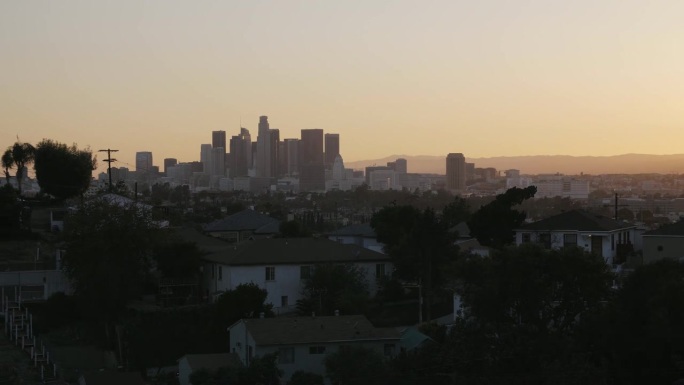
[180,229,392,312]
[204,209,280,242]
[515,210,637,265]
[227,315,400,381]
[326,223,384,253]
[642,220,684,264]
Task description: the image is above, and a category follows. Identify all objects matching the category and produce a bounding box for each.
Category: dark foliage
[468,186,536,248]
[33,139,96,200]
[297,263,369,316]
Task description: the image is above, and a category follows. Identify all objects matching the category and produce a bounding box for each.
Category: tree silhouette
[468,186,537,248]
[3,141,35,195]
[33,139,96,200]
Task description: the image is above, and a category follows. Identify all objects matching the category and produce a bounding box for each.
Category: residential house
[204,209,280,242]
[227,315,400,381]
[326,223,385,253]
[180,229,392,312]
[177,353,242,385]
[515,210,636,265]
[642,220,684,264]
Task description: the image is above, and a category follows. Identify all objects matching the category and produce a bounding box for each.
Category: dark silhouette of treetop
[34,139,96,200]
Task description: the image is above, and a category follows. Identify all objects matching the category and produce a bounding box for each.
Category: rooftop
[643,220,684,236]
[520,210,634,232]
[201,236,389,266]
[327,223,377,238]
[234,315,400,346]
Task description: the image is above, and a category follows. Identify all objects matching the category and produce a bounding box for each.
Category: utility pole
[98,149,118,192]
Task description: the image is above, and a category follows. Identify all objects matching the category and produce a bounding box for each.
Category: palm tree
[10,142,35,195]
[1,148,13,185]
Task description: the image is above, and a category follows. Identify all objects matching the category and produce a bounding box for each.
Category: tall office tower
[163,158,177,175]
[229,128,252,178]
[446,153,466,192]
[200,144,212,174]
[324,133,340,170]
[212,130,226,150]
[242,128,253,170]
[278,142,287,177]
[135,152,153,173]
[270,129,280,178]
[395,158,407,174]
[284,139,299,176]
[300,129,325,191]
[256,116,271,177]
[211,147,225,177]
[212,130,227,173]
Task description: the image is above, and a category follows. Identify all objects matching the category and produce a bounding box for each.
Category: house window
[265,267,275,281]
[309,346,326,354]
[538,233,551,249]
[281,295,289,307]
[218,266,223,281]
[278,347,294,364]
[563,234,577,248]
[376,263,386,279]
[384,344,396,356]
[521,233,531,243]
[300,265,311,280]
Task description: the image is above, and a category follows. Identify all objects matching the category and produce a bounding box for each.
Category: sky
[2,1,684,174]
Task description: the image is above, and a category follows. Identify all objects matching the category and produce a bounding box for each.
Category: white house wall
[206,261,392,313]
[514,229,637,265]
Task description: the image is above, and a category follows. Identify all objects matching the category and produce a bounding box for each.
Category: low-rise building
[515,210,636,265]
[227,315,400,381]
[642,221,684,264]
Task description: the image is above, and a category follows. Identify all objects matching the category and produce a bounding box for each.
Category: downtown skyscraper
[446,153,466,192]
[299,129,325,191]
[256,116,271,178]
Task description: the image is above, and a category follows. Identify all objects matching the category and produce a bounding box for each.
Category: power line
[98,148,119,192]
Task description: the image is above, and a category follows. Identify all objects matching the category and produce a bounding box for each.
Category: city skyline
[3,1,684,175]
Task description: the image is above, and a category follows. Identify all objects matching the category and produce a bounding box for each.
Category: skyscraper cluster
[135,115,342,192]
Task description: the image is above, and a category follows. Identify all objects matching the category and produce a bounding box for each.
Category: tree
[153,240,202,279]
[467,186,537,248]
[61,197,165,338]
[1,148,14,184]
[279,220,309,238]
[446,244,614,383]
[214,283,274,326]
[297,264,369,316]
[288,371,324,385]
[371,204,459,321]
[33,139,96,200]
[324,345,386,385]
[3,141,35,195]
[607,260,684,384]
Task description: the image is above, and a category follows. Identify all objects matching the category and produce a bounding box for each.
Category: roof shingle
[237,315,400,346]
[520,210,634,232]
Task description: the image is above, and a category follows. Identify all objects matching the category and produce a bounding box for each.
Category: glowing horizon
[2,1,684,174]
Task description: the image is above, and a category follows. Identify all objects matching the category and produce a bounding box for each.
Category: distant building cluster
[95,115,457,194]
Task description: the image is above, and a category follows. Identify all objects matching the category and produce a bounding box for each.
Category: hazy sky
[2,1,683,173]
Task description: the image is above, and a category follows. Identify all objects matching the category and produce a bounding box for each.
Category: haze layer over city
[2,1,684,175]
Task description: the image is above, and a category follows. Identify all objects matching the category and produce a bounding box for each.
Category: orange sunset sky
[2,1,683,174]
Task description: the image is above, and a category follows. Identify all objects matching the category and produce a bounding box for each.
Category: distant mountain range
[345,154,684,175]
